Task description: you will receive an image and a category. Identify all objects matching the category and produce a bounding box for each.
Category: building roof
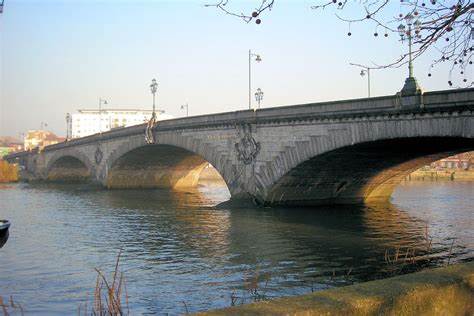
[0,136,22,146]
[25,130,63,140]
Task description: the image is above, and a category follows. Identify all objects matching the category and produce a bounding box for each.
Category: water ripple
[0,181,472,314]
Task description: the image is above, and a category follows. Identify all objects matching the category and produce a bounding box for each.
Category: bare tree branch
[206,0,473,87]
[205,0,275,24]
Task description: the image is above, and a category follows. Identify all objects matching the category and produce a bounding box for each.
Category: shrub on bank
[0,161,18,183]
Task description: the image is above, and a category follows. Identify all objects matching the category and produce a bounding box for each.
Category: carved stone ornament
[95,146,103,164]
[235,124,261,165]
[145,113,157,144]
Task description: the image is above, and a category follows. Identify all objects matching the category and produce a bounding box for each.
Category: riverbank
[198,261,474,315]
[406,169,474,181]
[0,161,18,183]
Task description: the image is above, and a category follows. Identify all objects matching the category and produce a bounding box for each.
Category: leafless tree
[206,0,473,87]
[205,0,275,24]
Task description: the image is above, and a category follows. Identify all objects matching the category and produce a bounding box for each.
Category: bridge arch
[257,115,473,206]
[45,150,95,183]
[104,133,232,191]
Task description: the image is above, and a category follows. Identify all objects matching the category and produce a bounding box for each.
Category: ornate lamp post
[150,78,158,117]
[181,103,189,117]
[398,14,422,95]
[145,78,159,144]
[98,98,108,134]
[254,88,264,110]
[249,50,262,110]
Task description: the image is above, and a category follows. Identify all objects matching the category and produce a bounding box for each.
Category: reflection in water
[0,181,472,314]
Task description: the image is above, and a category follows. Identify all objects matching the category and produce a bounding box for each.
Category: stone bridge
[5,88,474,206]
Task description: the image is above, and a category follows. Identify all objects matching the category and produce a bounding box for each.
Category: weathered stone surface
[106,145,208,189]
[5,88,474,205]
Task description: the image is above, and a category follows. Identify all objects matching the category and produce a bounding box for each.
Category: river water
[0,181,472,314]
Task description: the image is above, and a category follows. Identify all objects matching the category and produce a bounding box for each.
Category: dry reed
[79,250,129,316]
[0,296,24,316]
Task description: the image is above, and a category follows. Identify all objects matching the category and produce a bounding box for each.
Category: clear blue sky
[0,0,468,138]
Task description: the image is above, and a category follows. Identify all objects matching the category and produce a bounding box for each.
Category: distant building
[67,109,174,139]
[24,130,65,150]
[0,136,23,157]
[430,152,473,170]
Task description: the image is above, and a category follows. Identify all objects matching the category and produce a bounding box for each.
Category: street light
[249,49,262,110]
[398,13,422,95]
[181,103,189,117]
[254,88,264,110]
[145,78,159,144]
[98,98,108,134]
[350,63,372,97]
[66,113,71,140]
[150,78,158,118]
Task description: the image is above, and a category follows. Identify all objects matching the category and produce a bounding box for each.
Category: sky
[0,0,471,138]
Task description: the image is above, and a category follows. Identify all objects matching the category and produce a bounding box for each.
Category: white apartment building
[68,109,174,139]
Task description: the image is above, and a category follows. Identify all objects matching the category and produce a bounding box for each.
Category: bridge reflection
[36,180,458,287]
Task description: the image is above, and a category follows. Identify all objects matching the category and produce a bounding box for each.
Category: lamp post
[98,98,108,134]
[66,113,71,140]
[398,14,422,95]
[145,78,159,144]
[150,78,158,118]
[181,103,189,117]
[248,50,262,110]
[254,88,264,110]
[350,63,372,97]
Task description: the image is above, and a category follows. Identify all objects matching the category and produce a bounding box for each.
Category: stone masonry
[5,88,474,206]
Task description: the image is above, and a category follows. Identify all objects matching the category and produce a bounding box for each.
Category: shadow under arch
[264,137,474,206]
[106,144,230,193]
[46,154,93,183]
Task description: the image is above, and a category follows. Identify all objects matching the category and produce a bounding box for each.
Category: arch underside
[47,156,91,182]
[107,145,218,189]
[265,137,474,206]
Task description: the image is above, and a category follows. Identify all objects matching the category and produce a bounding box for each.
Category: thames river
[0,181,472,314]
